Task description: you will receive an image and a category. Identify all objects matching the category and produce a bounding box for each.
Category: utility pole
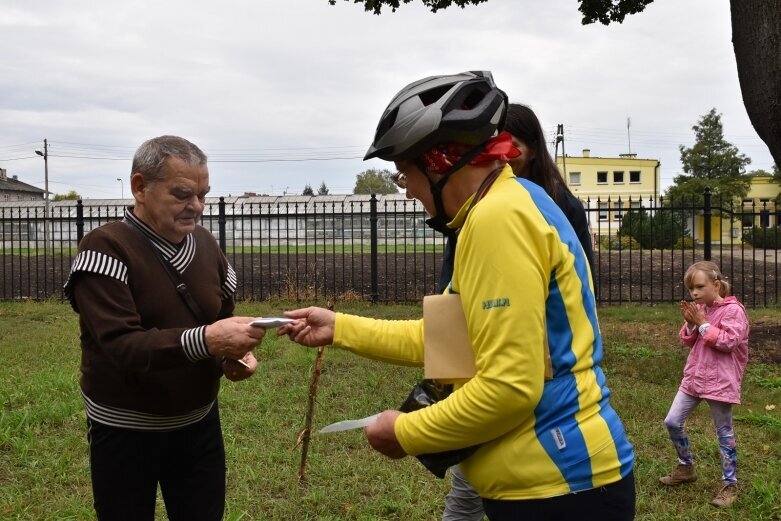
[116,177,124,199]
[555,124,567,180]
[35,139,49,248]
[627,117,632,155]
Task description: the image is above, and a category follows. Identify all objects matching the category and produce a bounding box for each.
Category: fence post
[370,194,378,303]
[703,187,711,260]
[76,199,84,244]
[218,197,226,253]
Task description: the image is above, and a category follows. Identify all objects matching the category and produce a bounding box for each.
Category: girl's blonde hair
[684,261,730,297]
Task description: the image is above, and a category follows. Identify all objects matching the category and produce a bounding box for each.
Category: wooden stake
[295,301,332,484]
[296,345,325,483]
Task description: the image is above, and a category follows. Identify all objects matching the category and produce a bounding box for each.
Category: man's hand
[365,410,407,459]
[205,316,265,360]
[222,351,258,382]
[277,307,335,347]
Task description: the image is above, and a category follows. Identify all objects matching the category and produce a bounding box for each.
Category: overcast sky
[0,0,774,200]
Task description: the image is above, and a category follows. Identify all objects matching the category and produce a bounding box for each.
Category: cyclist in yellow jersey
[279,71,635,520]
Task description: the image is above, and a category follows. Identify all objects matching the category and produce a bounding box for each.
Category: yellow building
[555,149,661,225]
[741,175,780,228]
[694,174,781,242]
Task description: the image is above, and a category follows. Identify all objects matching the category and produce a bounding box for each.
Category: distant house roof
[0,169,45,194]
[0,193,420,218]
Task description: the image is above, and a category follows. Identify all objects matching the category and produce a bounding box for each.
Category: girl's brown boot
[659,463,697,485]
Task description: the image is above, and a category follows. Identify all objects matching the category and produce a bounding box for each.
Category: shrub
[674,235,695,249]
[618,209,687,249]
[598,235,640,251]
[742,226,781,249]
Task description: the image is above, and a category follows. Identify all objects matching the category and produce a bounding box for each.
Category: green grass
[1,301,780,520]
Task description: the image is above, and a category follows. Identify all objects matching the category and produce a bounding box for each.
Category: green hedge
[598,235,641,251]
[674,235,695,249]
[742,226,781,249]
[617,209,686,249]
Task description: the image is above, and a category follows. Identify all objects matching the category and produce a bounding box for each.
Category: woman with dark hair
[437,104,596,294]
[505,103,596,279]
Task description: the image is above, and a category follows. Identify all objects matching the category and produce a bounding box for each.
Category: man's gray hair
[131,135,207,183]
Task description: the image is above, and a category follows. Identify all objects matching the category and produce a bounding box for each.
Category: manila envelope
[423,294,476,382]
[424,293,553,382]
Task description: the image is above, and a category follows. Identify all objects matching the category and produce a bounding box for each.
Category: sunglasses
[391,171,407,189]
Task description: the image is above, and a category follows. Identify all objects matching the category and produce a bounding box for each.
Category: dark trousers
[87,403,226,521]
[482,471,636,521]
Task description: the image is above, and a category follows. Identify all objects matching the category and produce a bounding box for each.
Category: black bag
[399,379,480,479]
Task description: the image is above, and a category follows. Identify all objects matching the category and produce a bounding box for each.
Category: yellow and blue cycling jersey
[333,165,634,500]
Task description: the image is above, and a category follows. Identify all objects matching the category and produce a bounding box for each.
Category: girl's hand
[680,300,695,326]
[680,301,704,327]
[679,300,688,319]
[688,303,706,326]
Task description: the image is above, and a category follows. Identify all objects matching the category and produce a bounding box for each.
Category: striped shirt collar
[124,207,196,273]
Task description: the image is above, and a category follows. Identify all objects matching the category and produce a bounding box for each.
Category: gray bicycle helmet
[364,71,508,162]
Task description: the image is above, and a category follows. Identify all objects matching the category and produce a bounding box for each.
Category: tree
[578,0,654,24]
[52,190,81,201]
[302,184,314,196]
[730,2,781,170]
[353,168,400,194]
[317,181,330,195]
[331,0,651,20]
[330,0,781,168]
[664,109,750,205]
[746,168,774,179]
[618,208,686,249]
[328,0,487,14]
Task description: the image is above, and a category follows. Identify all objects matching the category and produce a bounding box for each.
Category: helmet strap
[418,142,488,226]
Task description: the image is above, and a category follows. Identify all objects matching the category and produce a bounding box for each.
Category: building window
[597,171,608,184]
[758,200,771,228]
[598,202,609,221]
[630,201,642,210]
[760,210,770,228]
[614,201,624,220]
[569,172,581,185]
[741,201,754,227]
[630,171,641,183]
[613,171,624,184]
[2,194,8,201]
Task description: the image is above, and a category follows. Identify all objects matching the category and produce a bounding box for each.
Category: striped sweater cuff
[181,326,210,361]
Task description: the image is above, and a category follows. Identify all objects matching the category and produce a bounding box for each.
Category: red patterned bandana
[420,131,520,175]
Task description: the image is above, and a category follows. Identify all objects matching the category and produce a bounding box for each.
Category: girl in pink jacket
[659,261,749,508]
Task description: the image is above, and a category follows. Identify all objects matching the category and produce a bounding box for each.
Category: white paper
[250,317,296,328]
[318,413,381,434]
[235,358,251,368]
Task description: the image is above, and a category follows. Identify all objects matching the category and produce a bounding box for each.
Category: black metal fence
[1,190,778,306]
[584,189,779,306]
